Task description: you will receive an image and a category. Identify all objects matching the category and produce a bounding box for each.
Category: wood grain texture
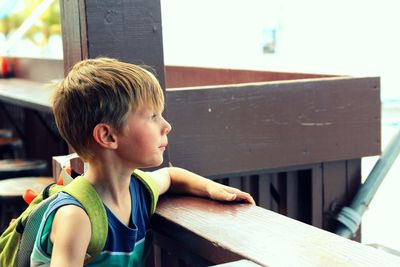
[59,0,88,73]
[166,77,381,177]
[165,66,339,88]
[84,0,165,87]
[61,0,165,86]
[153,195,400,266]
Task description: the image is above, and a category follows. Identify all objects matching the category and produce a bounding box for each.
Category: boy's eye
[150,114,158,120]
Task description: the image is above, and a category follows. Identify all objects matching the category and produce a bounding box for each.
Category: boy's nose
[163,118,172,134]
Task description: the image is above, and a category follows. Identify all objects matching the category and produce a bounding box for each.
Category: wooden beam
[60,0,165,87]
[166,77,380,177]
[165,65,339,88]
[153,195,400,266]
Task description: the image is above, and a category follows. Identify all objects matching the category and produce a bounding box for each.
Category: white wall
[161,0,400,101]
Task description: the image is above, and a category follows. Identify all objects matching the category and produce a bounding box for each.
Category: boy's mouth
[159,143,168,149]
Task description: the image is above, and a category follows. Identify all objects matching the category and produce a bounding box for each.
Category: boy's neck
[83,159,134,203]
[83,164,133,226]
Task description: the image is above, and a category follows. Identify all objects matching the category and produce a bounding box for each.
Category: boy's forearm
[166,167,214,197]
[162,167,256,204]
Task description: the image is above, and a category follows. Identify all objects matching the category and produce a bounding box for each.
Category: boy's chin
[144,159,164,168]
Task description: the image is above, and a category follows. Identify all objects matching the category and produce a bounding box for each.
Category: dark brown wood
[322,161,348,231]
[0,176,53,232]
[346,159,363,240]
[0,79,67,172]
[0,159,48,179]
[59,0,88,73]
[0,79,53,113]
[321,159,362,241]
[153,195,400,266]
[311,164,324,228]
[166,77,380,177]
[60,0,165,87]
[165,65,339,88]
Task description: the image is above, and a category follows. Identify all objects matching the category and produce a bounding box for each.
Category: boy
[31,57,254,266]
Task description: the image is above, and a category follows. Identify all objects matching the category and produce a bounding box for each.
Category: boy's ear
[92,123,118,149]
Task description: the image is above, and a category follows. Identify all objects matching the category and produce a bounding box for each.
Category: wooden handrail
[52,156,400,266]
[152,195,400,267]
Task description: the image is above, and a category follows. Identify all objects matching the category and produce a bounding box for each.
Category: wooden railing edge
[151,195,400,267]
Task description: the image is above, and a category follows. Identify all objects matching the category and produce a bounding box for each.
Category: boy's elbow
[153,167,172,195]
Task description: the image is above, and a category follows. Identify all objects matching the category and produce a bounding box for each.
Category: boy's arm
[151,167,255,204]
[49,205,91,267]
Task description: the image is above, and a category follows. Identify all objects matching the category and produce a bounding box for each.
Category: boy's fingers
[235,191,256,205]
[221,190,255,205]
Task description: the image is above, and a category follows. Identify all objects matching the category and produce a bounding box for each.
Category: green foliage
[0,0,61,48]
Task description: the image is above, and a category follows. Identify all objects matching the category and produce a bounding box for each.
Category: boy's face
[115,105,172,169]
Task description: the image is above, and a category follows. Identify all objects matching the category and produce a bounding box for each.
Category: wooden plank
[346,159,362,204]
[322,161,348,231]
[153,195,400,266]
[258,174,272,209]
[166,77,380,177]
[153,232,214,267]
[24,110,67,171]
[321,159,361,241]
[286,170,300,219]
[346,159,362,241]
[165,66,338,88]
[226,176,241,190]
[59,0,88,73]
[0,79,52,113]
[311,164,324,228]
[84,0,165,87]
[60,0,165,86]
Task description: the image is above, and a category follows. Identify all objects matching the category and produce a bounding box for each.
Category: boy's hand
[152,167,256,205]
[207,182,255,205]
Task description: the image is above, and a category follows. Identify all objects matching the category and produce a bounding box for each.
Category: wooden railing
[3,57,389,265]
[150,195,400,267]
[51,156,400,266]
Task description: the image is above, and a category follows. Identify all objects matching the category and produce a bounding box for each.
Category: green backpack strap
[62,177,108,262]
[132,169,159,215]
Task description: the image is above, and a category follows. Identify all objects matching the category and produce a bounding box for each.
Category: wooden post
[59,0,165,85]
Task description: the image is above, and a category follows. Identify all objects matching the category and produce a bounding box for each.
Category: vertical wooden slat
[258,174,272,209]
[227,176,241,190]
[286,171,299,219]
[311,164,324,228]
[322,161,348,231]
[270,173,280,213]
[296,169,312,225]
[59,0,88,73]
[346,159,362,241]
[241,175,252,196]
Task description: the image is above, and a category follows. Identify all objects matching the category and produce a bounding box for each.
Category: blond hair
[52,57,164,161]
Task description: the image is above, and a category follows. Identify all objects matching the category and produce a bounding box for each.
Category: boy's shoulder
[132,169,160,215]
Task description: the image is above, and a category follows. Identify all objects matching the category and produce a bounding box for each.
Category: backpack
[0,168,159,267]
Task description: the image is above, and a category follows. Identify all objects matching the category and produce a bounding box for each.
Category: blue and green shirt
[31,176,157,266]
